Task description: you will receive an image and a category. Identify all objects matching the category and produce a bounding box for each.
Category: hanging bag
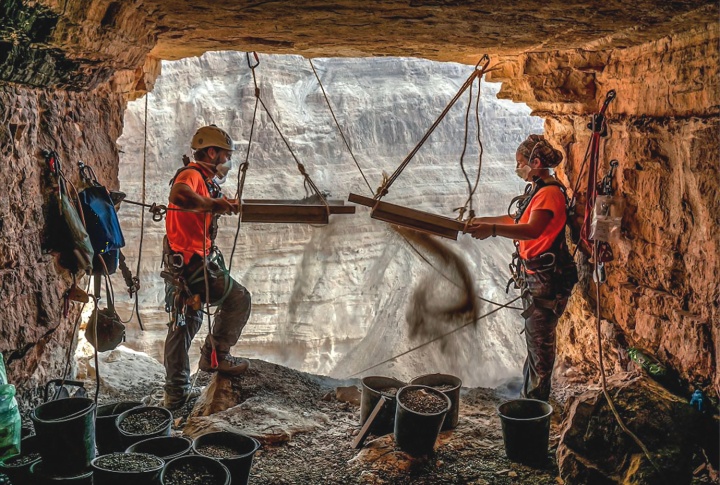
[85,275,125,352]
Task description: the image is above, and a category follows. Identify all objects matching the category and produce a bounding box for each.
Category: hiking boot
[163,386,203,411]
[199,353,250,377]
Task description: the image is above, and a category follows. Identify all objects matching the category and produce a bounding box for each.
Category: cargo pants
[163,254,251,399]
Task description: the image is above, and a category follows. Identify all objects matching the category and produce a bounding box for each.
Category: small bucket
[127,436,193,461]
[96,401,142,455]
[410,373,462,430]
[91,452,164,485]
[192,431,261,485]
[30,397,96,474]
[360,376,406,435]
[161,455,230,485]
[394,385,451,456]
[497,399,553,465]
[28,461,93,484]
[115,406,172,448]
[0,434,41,484]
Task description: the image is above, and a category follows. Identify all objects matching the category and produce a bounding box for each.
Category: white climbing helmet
[191,125,235,151]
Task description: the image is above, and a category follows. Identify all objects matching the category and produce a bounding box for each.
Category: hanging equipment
[348,55,492,240]
[238,52,355,224]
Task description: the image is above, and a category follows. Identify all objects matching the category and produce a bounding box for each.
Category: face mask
[212,160,232,185]
[515,165,532,180]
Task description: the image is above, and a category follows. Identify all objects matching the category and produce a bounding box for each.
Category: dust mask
[213,160,232,185]
[515,165,532,180]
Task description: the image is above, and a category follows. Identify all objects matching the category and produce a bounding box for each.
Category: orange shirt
[166,164,213,263]
[517,185,567,260]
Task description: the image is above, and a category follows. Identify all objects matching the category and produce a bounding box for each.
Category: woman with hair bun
[466,133,577,402]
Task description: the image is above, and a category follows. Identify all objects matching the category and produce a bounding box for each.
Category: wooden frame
[348,193,466,240]
[240,199,355,224]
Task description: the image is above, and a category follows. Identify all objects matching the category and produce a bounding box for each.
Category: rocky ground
[16,345,716,484]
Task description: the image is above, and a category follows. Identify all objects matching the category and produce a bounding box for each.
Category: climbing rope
[456,78,484,221]
[592,241,665,480]
[346,295,521,378]
[311,54,521,312]
[375,55,490,199]
[309,58,374,194]
[245,52,330,214]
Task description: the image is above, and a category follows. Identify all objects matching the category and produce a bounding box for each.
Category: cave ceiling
[0,0,716,90]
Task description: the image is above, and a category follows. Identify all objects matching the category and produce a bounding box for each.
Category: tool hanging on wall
[348,56,492,240]
[237,51,355,224]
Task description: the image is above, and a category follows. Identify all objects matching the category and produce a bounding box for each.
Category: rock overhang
[1,0,717,90]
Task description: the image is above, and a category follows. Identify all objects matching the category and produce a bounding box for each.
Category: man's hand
[212,198,239,215]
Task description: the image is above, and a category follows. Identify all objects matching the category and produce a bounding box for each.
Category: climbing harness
[348,55,493,240]
[505,177,578,311]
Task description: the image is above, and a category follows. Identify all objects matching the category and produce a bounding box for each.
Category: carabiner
[246,51,260,69]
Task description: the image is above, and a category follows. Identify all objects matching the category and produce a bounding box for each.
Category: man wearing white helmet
[162,125,252,410]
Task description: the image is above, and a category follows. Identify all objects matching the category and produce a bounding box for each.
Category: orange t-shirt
[166,164,213,264]
[517,185,567,260]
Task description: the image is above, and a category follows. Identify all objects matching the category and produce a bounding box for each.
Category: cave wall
[0,81,127,398]
[489,24,720,395]
[0,0,717,401]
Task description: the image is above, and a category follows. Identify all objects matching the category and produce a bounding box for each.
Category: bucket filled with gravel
[161,454,230,485]
[394,385,451,455]
[91,452,164,485]
[115,406,172,448]
[193,431,261,485]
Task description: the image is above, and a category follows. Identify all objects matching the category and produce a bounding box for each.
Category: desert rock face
[0,1,717,405]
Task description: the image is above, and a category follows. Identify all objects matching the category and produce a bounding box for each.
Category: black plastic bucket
[0,434,41,484]
[91,452,164,485]
[116,406,173,449]
[96,401,142,455]
[497,399,553,465]
[127,436,193,461]
[410,373,462,430]
[28,461,93,484]
[192,431,261,485]
[30,397,96,474]
[394,385,451,456]
[360,376,406,435]
[161,455,230,485]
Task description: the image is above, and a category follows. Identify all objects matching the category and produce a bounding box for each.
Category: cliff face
[0,1,717,401]
[115,53,542,387]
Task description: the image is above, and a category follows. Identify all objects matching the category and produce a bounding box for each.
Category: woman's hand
[466,222,494,240]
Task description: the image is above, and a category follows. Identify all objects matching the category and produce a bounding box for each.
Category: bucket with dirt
[91,452,164,485]
[161,455,230,485]
[497,399,553,465]
[360,376,406,435]
[126,436,193,462]
[0,434,41,484]
[410,373,462,430]
[30,397,96,474]
[116,406,172,448]
[96,401,142,455]
[394,385,451,455]
[192,431,261,485]
[28,460,93,484]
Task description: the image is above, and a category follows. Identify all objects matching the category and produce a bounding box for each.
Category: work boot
[199,352,250,377]
[163,386,203,411]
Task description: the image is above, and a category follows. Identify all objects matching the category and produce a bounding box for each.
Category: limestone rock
[557,373,705,485]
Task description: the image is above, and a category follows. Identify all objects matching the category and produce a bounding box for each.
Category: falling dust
[399,227,479,353]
